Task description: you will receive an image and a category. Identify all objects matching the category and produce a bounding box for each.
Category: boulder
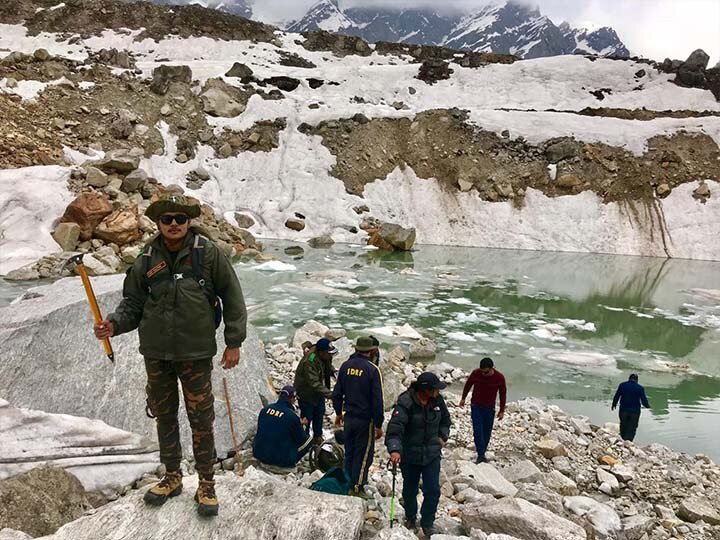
[0,529,32,540]
[621,515,655,540]
[555,174,582,189]
[370,223,416,251]
[93,209,141,246]
[234,213,256,229]
[514,483,564,515]
[545,139,580,163]
[0,276,275,455]
[264,76,301,92]
[51,223,81,251]
[610,463,634,482]
[596,468,619,493]
[308,234,335,248]
[36,467,364,540]
[409,337,437,359]
[82,247,123,276]
[201,87,246,118]
[456,462,518,498]
[92,151,141,174]
[564,496,621,537]
[0,466,90,537]
[84,166,109,188]
[225,62,254,81]
[684,48,710,70]
[60,193,113,241]
[150,65,192,95]
[461,498,587,540]
[501,460,542,484]
[541,470,578,496]
[656,183,671,197]
[0,399,158,495]
[677,496,720,525]
[285,218,306,232]
[121,169,148,193]
[536,439,567,459]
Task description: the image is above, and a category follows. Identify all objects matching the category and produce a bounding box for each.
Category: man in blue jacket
[332,336,384,497]
[612,374,651,441]
[253,386,313,468]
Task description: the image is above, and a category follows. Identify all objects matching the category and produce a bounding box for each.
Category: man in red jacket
[459,357,506,463]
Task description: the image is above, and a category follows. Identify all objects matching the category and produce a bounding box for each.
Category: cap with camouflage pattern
[145,193,201,221]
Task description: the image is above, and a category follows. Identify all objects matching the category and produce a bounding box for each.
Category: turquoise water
[2,242,719,459]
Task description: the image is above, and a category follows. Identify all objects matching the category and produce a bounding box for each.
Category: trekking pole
[223,377,243,475]
[389,459,398,528]
[65,254,114,363]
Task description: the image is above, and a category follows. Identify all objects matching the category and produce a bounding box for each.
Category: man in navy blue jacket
[612,374,651,441]
[332,336,384,496]
[253,386,313,468]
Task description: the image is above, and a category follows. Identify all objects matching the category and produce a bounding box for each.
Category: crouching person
[253,386,313,468]
[386,372,451,538]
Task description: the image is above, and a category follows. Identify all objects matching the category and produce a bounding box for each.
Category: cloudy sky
[252,0,720,64]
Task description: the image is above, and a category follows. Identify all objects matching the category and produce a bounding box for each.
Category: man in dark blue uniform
[253,386,313,468]
[612,374,651,441]
[332,336,384,496]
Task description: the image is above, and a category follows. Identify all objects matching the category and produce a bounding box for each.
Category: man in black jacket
[332,336,384,496]
[386,372,451,537]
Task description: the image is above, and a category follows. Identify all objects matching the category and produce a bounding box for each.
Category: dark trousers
[471,405,495,458]
[299,398,325,439]
[619,410,640,441]
[401,458,441,529]
[144,358,216,479]
[344,415,375,490]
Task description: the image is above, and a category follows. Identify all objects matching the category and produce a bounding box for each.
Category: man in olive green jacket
[94,194,247,517]
[293,338,337,444]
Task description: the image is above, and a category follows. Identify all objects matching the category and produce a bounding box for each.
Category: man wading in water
[94,194,247,517]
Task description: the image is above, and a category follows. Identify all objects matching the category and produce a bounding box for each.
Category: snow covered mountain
[149,0,252,18]
[287,0,630,59]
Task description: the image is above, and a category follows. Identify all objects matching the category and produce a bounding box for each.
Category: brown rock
[536,438,568,459]
[94,209,141,246]
[60,193,113,241]
[285,218,306,232]
[656,184,671,198]
[693,181,711,199]
[556,174,582,189]
[234,213,255,229]
[599,455,619,467]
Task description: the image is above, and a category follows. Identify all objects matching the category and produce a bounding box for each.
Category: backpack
[309,467,352,495]
[309,439,345,472]
[142,234,223,328]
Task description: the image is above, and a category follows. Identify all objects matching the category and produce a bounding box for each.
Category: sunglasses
[159,214,189,225]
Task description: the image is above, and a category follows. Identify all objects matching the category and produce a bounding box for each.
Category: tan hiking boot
[194,478,219,516]
[143,471,183,506]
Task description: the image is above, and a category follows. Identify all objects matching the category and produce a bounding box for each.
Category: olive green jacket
[294,351,333,402]
[108,230,247,361]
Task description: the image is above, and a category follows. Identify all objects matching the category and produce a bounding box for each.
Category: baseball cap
[316,338,338,355]
[280,385,296,398]
[415,372,447,390]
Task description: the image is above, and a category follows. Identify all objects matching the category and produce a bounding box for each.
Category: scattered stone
[33,48,50,61]
[308,235,335,248]
[93,209,141,246]
[60,193,113,241]
[597,467,619,493]
[368,222,416,251]
[545,139,580,163]
[536,439,567,459]
[417,59,453,84]
[501,460,543,484]
[92,150,140,174]
[84,166,109,188]
[677,496,720,525]
[150,65,192,95]
[234,213,255,229]
[409,337,437,359]
[201,86,246,118]
[456,462,518,498]
[541,470,578,496]
[564,496,621,537]
[225,62,254,81]
[556,174,582,189]
[285,218,306,232]
[656,183,671,197]
[264,76,301,92]
[121,169,148,193]
[693,181,711,200]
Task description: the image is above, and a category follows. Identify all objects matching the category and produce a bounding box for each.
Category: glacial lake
[2,242,719,460]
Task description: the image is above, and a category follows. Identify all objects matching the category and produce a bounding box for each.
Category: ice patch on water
[532,348,617,368]
[602,305,625,312]
[366,323,424,340]
[559,318,597,332]
[448,297,473,305]
[255,261,297,272]
[447,331,476,342]
[531,323,568,342]
[686,288,720,303]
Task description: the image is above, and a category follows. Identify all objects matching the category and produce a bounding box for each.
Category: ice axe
[65,254,114,363]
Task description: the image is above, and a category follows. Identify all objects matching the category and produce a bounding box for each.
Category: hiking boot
[312,435,325,446]
[194,478,219,516]
[143,471,183,506]
[350,486,369,500]
[475,455,487,464]
[404,518,417,531]
[422,525,436,537]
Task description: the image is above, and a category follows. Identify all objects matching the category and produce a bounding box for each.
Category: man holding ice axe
[93,194,247,517]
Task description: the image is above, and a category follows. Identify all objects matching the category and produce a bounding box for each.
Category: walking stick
[389,460,398,528]
[223,377,243,475]
[66,254,114,363]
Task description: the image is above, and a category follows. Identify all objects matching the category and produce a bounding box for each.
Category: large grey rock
[0,466,90,537]
[376,527,418,540]
[225,62,254,81]
[37,467,364,540]
[677,496,720,525]
[514,483,564,515]
[380,223,416,251]
[684,49,710,70]
[150,65,192,95]
[536,438,567,459]
[51,223,81,252]
[621,515,655,540]
[541,470,578,496]
[92,151,140,175]
[461,498,587,540]
[0,529,33,540]
[0,276,275,455]
[501,460,542,484]
[201,87,246,118]
[0,399,158,495]
[564,496,622,537]
[456,462,518,498]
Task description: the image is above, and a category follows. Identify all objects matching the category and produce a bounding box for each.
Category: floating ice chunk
[543,350,616,367]
[487,320,506,327]
[447,331,475,342]
[531,323,567,342]
[366,323,424,340]
[448,297,473,305]
[254,261,297,272]
[602,305,625,312]
[559,318,597,332]
[456,312,481,323]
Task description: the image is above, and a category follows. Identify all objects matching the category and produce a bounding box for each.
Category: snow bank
[0,166,73,274]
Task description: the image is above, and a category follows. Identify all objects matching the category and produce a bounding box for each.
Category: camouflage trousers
[144,358,216,479]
